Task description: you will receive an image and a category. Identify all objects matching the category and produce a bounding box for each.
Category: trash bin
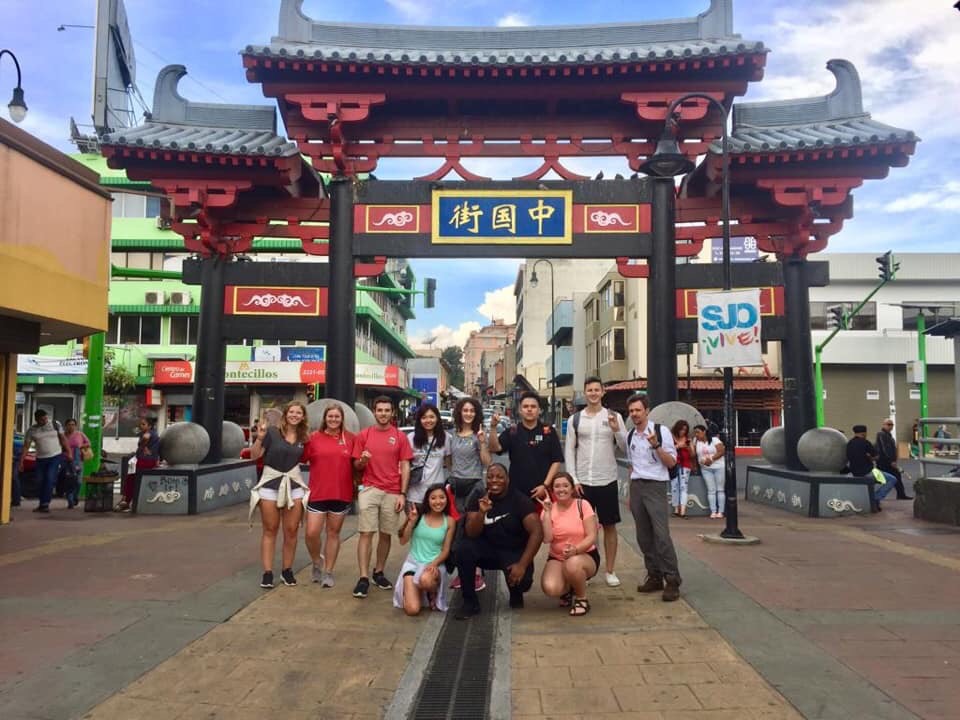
[84,472,118,512]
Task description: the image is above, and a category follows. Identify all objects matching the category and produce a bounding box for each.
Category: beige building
[463,319,515,396]
[1,120,112,523]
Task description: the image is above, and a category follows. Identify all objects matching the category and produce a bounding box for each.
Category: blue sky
[4,0,958,349]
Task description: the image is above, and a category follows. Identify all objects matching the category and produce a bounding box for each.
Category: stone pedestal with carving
[746,465,875,517]
[134,460,258,515]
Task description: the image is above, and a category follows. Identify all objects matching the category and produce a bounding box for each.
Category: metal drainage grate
[409,573,499,720]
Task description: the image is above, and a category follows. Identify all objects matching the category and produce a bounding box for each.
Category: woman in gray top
[250,402,309,589]
[448,397,491,591]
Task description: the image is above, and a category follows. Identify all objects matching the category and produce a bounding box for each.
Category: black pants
[455,534,534,605]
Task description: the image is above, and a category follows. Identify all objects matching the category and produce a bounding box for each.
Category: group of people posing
[249,377,688,619]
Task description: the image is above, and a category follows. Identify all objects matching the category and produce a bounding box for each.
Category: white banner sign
[696,288,763,368]
[17,355,89,375]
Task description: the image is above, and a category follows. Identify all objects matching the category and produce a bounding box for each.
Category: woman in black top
[250,402,309,589]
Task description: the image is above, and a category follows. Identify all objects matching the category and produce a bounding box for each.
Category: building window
[585,299,595,323]
[809,301,877,330]
[614,328,625,360]
[110,315,161,344]
[902,303,957,330]
[613,281,624,307]
[170,316,198,345]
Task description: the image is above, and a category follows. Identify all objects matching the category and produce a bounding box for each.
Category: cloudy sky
[5,0,957,349]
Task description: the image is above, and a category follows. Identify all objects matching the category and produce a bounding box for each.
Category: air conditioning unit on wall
[145,290,166,305]
[169,291,192,305]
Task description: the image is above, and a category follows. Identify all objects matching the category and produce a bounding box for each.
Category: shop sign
[17,355,89,375]
[224,286,328,316]
[153,360,403,387]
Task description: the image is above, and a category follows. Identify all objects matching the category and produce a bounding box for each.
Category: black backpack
[570,410,619,450]
[627,423,679,480]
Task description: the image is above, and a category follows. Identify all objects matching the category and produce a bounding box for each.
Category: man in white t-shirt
[564,376,627,587]
[625,394,681,602]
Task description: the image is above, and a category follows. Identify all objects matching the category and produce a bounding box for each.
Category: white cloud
[497,13,530,27]
[885,182,960,213]
[477,284,516,323]
[413,322,482,350]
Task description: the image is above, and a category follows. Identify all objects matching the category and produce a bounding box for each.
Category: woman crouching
[394,483,454,615]
[539,472,600,617]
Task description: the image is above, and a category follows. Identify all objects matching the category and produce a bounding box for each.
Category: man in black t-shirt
[846,424,897,511]
[455,463,543,619]
[488,391,563,498]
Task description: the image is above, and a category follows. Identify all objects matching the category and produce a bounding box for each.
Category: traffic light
[826,305,846,330]
[424,278,437,308]
[876,251,898,281]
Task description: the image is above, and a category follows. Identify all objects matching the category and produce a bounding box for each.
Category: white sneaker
[605,572,621,587]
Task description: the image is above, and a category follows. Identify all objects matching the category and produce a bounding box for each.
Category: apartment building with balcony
[463,320,516,396]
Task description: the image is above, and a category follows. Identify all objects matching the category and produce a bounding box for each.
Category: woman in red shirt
[303,405,355,588]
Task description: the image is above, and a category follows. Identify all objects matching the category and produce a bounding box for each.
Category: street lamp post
[639,93,745,541]
[0,49,28,123]
[529,259,556,424]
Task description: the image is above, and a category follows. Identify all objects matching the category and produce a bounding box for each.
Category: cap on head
[852,424,867,434]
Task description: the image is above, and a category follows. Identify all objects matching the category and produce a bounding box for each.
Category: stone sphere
[159,422,210,466]
[221,421,246,459]
[354,402,376,430]
[306,398,360,433]
[648,401,705,435]
[798,426,848,473]
[760,426,787,466]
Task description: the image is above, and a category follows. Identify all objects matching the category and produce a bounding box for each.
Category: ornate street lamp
[0,50,27,123]
[529,259,556,424]
[642,93,745,541]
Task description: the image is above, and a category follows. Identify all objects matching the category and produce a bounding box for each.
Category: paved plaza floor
[1,477,956,720]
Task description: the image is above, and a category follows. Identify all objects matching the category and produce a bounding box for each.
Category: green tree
[441,345,465,390]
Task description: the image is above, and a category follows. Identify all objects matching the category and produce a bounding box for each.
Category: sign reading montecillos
[223,286,328,317]
[153,361,403,387]
[432,189,572,244]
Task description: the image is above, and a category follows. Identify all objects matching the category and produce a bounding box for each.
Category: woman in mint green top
[394,483,455,615]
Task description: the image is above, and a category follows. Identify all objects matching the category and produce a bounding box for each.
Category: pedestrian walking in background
[394,483,455,615]
[846,424,896,512]
[563,376,626,587]
[455,463,543,619]
[876,418,911,500]
[406,404,450,506]
[693,423,725,519]
[351,396,413,599]
[539,472,600,617]
[116,417,159,512]
[62,419,91,509]
[625,394,682,602]
[249,402,310,589]
[302,404,355,589]
[488,390,563,500]
[671,420,693,518]
[447,397,491,592]
[19,409,69,513]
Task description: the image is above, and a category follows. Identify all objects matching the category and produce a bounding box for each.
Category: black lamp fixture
[639,118,695,178]
[0,49,27,123]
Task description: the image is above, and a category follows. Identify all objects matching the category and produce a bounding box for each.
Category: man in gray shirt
[19,409,69,513]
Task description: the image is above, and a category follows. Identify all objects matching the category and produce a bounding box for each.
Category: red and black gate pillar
[193,255,228,464]
[646,177,679,406]
[326,176,357,404]
[781,252,817,470]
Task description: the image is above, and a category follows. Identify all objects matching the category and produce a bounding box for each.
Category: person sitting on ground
[454,463,543,619]
[539,472,600,617]
[846,424,897,512]
[394,483,455,615]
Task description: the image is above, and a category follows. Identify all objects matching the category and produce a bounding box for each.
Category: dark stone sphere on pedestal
[306,399,360,433]
[159,422,211,465]
[648,401,706,434]
[221,421,246,458]
[797,427,848,473]
[761,426,787,466]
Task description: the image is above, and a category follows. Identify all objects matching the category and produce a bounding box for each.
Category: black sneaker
[281,568,297,586]
[33,505,50,513]
[352,577,370,598]
[260,571,274,589]
[371,571,393,590]
[455,600,481,620]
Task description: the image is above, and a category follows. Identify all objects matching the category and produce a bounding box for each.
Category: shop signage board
[153,360,403,387]
[17,355,89,375]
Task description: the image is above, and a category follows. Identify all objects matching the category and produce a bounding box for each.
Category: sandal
[569,597,590,617]
[559,591,573,608]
